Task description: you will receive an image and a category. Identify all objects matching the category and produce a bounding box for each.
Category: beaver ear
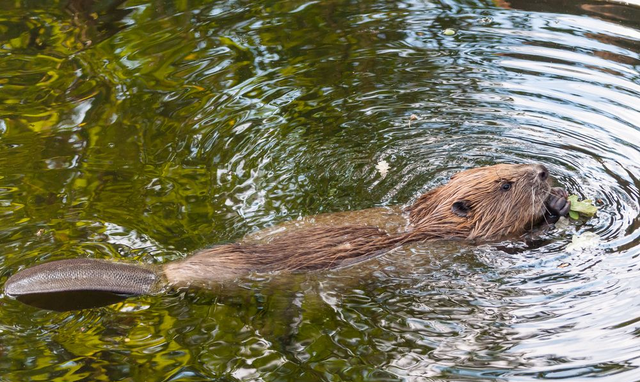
[452,200,471,217]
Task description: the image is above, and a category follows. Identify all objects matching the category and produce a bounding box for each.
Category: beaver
[4,163,570,310]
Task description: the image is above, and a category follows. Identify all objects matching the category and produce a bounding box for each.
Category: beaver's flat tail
[5,258,159,297]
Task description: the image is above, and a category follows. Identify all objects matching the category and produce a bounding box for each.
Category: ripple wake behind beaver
[4,164,570,310]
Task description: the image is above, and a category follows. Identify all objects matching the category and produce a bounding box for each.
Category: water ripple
[0,0,639,381]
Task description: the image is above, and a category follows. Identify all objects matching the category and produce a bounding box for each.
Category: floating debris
[408,114,418,127]
[376,160,390,178]
[566,232,601,252]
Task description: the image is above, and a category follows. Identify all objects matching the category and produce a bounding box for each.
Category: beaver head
[407,164,552,241]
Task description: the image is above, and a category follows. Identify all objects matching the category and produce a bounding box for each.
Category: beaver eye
[501,182,512,191]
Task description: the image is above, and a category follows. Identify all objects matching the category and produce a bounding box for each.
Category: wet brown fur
[166,164,552,287]
[407,163,551,241]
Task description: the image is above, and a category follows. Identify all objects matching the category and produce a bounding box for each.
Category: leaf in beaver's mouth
[567,195,598,219]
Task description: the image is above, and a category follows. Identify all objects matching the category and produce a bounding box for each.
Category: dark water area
[0,0,639,381]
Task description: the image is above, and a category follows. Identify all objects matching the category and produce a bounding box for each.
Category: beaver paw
[545,187,570,224]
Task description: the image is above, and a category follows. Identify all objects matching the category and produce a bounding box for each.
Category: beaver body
[4,164,570,308]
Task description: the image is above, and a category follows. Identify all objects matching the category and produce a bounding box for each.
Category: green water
[1,0,639,381]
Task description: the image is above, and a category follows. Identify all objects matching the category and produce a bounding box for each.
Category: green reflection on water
[0,1,441,380]
[1,0,639,380]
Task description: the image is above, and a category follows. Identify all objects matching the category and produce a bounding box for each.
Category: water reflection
[0,0,639,380]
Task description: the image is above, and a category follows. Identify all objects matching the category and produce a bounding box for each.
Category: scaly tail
[4,259,160,311]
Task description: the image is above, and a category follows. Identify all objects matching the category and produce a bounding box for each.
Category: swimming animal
[3,164,570,310]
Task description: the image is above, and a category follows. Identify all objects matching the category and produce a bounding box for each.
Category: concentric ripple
[0,0,638,381]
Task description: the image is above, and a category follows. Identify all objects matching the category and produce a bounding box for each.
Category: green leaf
[569,211,580,220]
[567,195,598,217]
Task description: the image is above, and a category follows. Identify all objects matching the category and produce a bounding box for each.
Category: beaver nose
[536,164,549,181]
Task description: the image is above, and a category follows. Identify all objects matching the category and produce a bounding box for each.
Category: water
[0,0,639,381]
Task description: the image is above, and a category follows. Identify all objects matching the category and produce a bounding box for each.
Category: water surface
[0,0,639,381]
